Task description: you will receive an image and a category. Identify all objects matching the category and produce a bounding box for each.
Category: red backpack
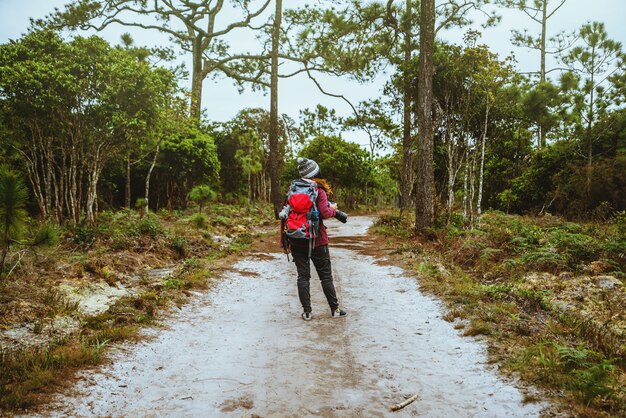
[279,180,320,256]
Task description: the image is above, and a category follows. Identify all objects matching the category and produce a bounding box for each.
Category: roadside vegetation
[372,211,626,417]
[0,203,274,412]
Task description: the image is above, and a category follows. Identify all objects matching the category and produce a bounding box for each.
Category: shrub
[190,213,208,229]
[31,224,60,247]
[163,276,185,290]
[171,236,188,257]
[134,198,147,218]
[70,224,105,247]
[137,215,163,238]
[188,185,216,214]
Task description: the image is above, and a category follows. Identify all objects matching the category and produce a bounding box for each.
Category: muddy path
[43,217,546,417]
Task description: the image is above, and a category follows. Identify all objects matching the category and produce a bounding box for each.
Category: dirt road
[45,217,545,417]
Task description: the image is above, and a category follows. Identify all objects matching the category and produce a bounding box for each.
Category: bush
[170,236,188,257]
[137,215,163,238]
[30,224,59,248]
[190,213,208,229]
[70,224,105,247]
[188,185,216,214]
[372,215,413,238]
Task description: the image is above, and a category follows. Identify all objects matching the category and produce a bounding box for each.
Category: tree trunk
[477,105,490,223]
[415,0,435,233]
[248,171,252,206]
[145,141,161,214]
[1,221,11,274]
[469,145,477,227]
[190,36,204,121]
[462,148,469,223]
[125,153,131,208]
[444,105,455,221]
[539,0,548,148]
[76,139,85,224]
[400,0,413,215]
[585,48,596,201]
[269,0,283,219]
[540,1,547,83]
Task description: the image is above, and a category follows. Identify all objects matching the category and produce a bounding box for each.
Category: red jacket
[287,181,336,248]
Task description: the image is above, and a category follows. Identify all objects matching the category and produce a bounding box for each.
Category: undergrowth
[0,202,274,413]
[372,211,626,416]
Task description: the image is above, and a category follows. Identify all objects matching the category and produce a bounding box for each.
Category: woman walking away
[279,157,348,321]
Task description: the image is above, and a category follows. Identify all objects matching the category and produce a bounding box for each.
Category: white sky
[1,0,625,148]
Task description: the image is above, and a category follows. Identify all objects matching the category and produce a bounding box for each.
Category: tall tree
[269,0,283,218]
[496,0,570,146]
[415,0,435,232]
[560,22,623,198]
[45,0,272,120]
[400,0,413,215]
[0,30,179,223]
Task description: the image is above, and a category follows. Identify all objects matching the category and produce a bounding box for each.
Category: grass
[0,338,108,410]
[372,211,626,416]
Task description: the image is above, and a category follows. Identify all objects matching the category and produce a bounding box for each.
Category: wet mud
[42,217,546,417]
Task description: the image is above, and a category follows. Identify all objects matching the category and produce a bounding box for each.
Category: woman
[287,157,347,321]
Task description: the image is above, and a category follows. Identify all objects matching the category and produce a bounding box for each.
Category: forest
[1,1,624,228]
[0,0,625,416]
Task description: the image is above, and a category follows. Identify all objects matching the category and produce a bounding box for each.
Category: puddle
[42,217,547,417]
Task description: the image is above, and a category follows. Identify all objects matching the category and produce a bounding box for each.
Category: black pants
[291,244,339,313]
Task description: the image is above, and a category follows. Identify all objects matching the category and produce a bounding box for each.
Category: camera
[334,210,348,223]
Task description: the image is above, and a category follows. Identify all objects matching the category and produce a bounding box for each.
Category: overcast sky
[1,0,624,147]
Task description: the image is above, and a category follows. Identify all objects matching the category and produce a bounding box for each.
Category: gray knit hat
[297,157,320,179]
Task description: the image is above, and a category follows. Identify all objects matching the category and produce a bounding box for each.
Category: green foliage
[0,30,182,223]
[163,275,185,290]
[212,215,232,226]
[0,168,28,238]
[155,127,220,208]
[0,168,28,272]
[170,235,188,257]
[540,343,617,405]
[30,224,60,248]
[371,215,414,238]
[188,185,216,214]
[134,198,147,210]
[137,215,163,238]
[190,213,208,229]
[299,135,372,190]
[70,224,106,247]
[228,233,253,253]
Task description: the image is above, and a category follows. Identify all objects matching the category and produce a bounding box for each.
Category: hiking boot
[302,312,312,321]
[331,308,347,318]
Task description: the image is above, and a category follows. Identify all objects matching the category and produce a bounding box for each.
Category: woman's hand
[330,202,338,210]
